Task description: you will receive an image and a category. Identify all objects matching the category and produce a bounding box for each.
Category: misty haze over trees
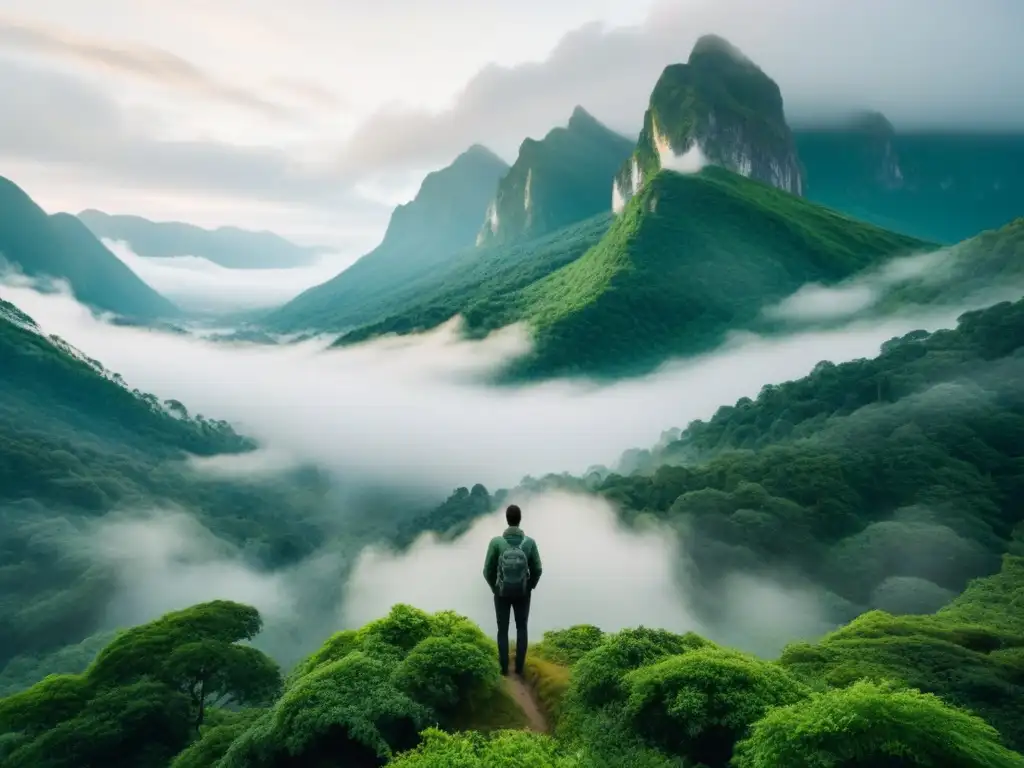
[1,8,1024,768]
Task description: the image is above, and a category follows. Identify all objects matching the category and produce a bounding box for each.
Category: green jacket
[483,526,542,594]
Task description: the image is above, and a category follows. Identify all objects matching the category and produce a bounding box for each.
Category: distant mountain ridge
[476,106,633,246]
[77,210,321,269]
[266,144,509,332]
[613,34,804,212]
[0,176,178,320]
[794,112,1024,243]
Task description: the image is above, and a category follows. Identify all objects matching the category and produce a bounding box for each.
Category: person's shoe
[500,669,509,676]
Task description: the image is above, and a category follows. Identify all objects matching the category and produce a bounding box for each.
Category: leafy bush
[392,636,500,718]
[386,727,580,767]
[567,627,709,710]
[732,680,1024,767]
[534,625,605,666]
[2,680,192,768]
[219,652,429,767]
[623,647,808,766]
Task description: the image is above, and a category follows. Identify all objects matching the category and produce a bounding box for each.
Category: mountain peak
[689,34,753,66]
[476,110,632,247]
[568,105,600,130]
[612,33,803,213]
[379,146,508,252]
[460,143,504,164]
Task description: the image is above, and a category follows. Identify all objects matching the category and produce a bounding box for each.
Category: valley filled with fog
[0,258,988,662]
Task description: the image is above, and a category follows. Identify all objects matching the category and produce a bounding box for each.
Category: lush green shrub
[2,680,192,768]
[732,680,1024,767]
[534,625,606,666]
[169,709,265,768]
[218,651,429,767]
[386,727,580,767]
[623,647,808,766]
[392,636,500,718]
[568,627,709,709]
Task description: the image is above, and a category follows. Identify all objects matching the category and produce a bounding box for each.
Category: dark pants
[494,592,531,674]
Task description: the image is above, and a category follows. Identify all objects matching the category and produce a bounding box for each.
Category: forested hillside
[3,556,1021,767]
[795,115,1024,244]
[0,177,178,320]
[0,295,486,685]
[339,166,927,379]
[4,270,1024,768]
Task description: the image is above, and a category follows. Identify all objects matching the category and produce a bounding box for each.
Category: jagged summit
[568,105,602,130]
[476,107,632,246]
[689,33,753,65]
[612,34,804,213]
[380,143,509,251]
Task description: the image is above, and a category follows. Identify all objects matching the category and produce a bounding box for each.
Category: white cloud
[764,249,954,322]
[343,490,838,656]
[103,239,360,313]
[0,278,971,492]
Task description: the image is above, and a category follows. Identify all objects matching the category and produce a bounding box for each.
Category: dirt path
[505,675,550,734]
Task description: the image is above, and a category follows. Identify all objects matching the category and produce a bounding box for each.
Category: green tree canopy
[732,680,1024,768]
[623,647,809,766]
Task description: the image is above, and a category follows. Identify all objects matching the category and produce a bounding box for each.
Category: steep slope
[795,113,1024,243]
[510,168,923,378]
[476,106,633,246]
[332,213,611,346]
[267,145,509,332]
[0,177,178,320]
[77,210,321,269]
[613,34,803,211]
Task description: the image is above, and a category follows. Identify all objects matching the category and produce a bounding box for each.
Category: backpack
[496,539,531,597]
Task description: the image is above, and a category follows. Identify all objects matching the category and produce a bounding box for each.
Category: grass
[522,657,571,726]
[450,683,530,733]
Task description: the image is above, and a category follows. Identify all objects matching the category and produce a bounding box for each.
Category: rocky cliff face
[381,144,509,254]
[478,106,633,246]
[613,34,804,212]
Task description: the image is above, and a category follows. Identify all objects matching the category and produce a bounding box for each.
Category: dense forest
[0,297,490,689]
[2,554,1021,767]
[4,277,1024,766]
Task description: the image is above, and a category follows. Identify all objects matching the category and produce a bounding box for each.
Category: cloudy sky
[1,0,1020,251]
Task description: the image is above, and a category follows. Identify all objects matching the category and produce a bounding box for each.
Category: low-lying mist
[344,490,839,658]
[104,239,358,314]
[0,277,971,490]
[0,261,994,666]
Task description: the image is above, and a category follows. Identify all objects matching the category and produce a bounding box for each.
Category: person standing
[482,504,542,676]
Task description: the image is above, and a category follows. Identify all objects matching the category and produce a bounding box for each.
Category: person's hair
[505,504,522,526]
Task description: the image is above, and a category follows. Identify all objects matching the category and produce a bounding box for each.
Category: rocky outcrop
[613,34,804,212]
[479,106,633,246]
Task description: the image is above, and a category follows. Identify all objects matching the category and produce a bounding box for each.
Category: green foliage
[2,679,192,768]
[218,651,429,767]
[533,625,606,666]
[391,636,500,718]
[599,296,1024,614]
[169,709,266,768]
[779,562,1024,751]
[387,727,580,768]
[622,647,808,765]
[732,680,1024,768]
[567,627,709,710]
[87,601,281,729]
[0,673,92,735]
[330,214,609,346]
